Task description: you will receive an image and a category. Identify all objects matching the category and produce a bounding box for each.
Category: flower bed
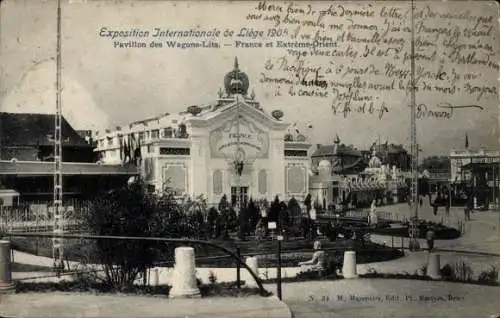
[373,221,461,239]
[13,280,269,297]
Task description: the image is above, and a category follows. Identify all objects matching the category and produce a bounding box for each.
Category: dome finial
[224,57,249,95]
[234,57,239,70]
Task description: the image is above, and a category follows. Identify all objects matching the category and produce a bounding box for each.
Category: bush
[477,266,498,283]
[454,261,474,281]
[440,264,454,279]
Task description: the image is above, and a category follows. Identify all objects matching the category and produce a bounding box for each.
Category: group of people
[428,188,451,216]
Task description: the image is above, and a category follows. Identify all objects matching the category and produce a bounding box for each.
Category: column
[0,240,14,293]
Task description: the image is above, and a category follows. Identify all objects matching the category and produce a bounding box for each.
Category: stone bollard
[0,240,14,293]
[245,256,259,287]
[153,268,159,286]
[169,247,200,298]
[342,251,358,279]
[427,253,441,279]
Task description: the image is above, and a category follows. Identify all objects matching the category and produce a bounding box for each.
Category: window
[151,129,159,139]
[147,145,154,153]
[284,150,308,157]
[139,132,145,141]
[160,147,190,155]
[107,137,113,146]
[163,127,174,138]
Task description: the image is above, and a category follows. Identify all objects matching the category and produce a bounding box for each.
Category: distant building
[309,138,408,210]
[366,142,411,171]
[0,112,96,162]
[450,148,500,208]
[0,112,137,203]
[76,130,94,145]
[311,136,367,177]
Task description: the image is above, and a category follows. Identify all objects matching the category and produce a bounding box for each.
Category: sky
[0,0,498,157]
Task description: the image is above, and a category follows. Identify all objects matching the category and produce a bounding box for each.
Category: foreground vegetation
[14,279,269,297]
[360,261,499,286]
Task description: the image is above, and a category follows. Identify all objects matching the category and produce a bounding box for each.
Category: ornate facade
[96,59,312,205]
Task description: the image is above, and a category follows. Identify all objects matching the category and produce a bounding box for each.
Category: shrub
[84,181,187,291]
[419,264,428,276]
[477,266,498,283]
[288,197,302,223]
[208,271,218,285]
[440,264,454,280]
[454,261,474,281]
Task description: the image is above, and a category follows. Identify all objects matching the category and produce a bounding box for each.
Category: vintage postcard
[0,0,499,317]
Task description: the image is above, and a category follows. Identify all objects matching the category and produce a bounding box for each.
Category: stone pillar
[0,240,14,293]
[245,256,259,287]
[153,268,159,286]
[427,253,441,279]
[342,251,358,279]
[169,247,200,298]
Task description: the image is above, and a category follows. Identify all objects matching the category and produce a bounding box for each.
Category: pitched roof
[371,143,408,155]
[0,112,91,147]
[312,144,362,157]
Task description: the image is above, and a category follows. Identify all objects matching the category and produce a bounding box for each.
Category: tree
[269,195,281,223]
[278,201,290,235]
[419,156,451,172]
[207,207,219,239]
[288,197,302,226]
[85,181,184,291]
[247,198,260,232]
[304,194,312,218]
[218,195,232,239]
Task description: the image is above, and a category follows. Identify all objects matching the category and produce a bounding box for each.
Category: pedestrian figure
[298,240,326,273]
[419,196,423,208]
[369,200,378,226]
[430,191,439,215]
[465,194,473,221]
[426,227,435,252]
[444,192,450,217]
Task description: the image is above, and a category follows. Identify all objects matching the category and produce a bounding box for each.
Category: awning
[461,162,500,170]
[0,189,20,198]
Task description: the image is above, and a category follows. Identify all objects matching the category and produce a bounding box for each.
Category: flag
[465,133,469,149]
[119,138,123,162]
[133,135,142,166]
[129,134,135,163]
[123,137,129,164]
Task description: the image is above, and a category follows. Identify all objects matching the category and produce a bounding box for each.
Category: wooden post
[236,247,241,289]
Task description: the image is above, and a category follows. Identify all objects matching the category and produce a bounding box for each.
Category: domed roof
[224,57,249,96]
